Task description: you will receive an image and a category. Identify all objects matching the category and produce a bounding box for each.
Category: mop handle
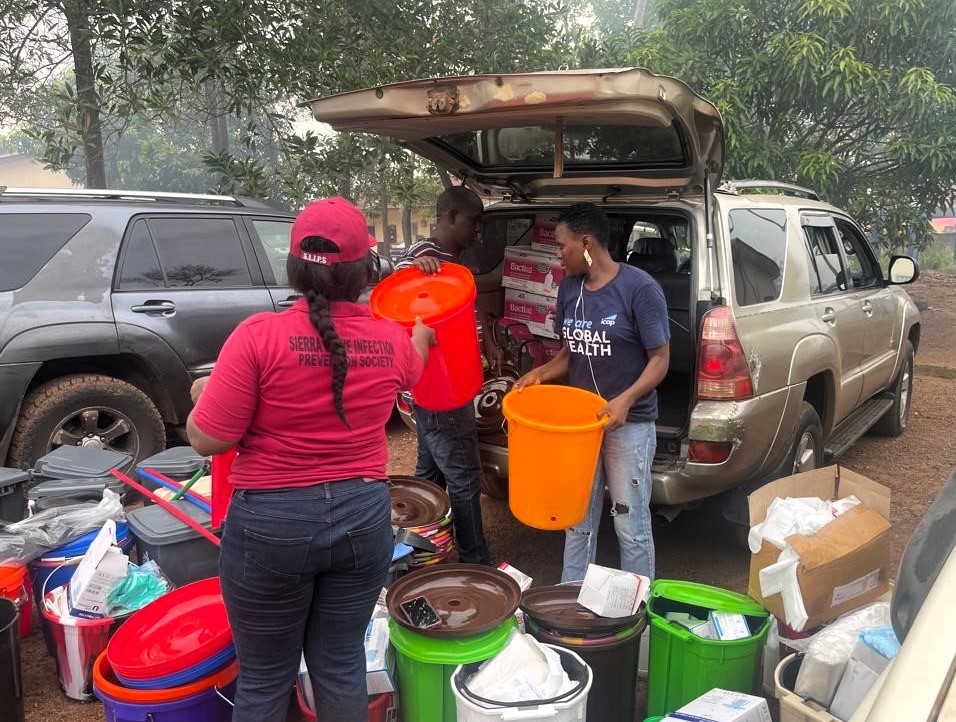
[110,470,221,547]
[136,468,212,513]
[171,467,206,501]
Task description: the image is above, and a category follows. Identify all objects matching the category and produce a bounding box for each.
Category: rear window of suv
[0,213,91,291]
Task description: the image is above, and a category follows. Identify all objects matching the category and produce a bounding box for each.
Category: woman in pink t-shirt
[187,197,433,722]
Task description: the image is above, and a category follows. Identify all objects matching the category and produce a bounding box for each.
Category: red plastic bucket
[370,263,482,411]
[42,593,118,701]
[0,566,31,639]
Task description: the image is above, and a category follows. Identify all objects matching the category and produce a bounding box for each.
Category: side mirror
[888,255,919,284]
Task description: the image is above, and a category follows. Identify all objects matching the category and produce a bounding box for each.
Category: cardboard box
[503,288,558,339]
[531,222,558,253]
[501,246,563,298]
[577,563,650,618]
[747,466,891,631]
[364,616,396,694]
[67,520,128,619]
[497,562,533,592]
[667,687,772,722]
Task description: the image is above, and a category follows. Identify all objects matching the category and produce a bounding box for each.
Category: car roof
[0,188,294,216]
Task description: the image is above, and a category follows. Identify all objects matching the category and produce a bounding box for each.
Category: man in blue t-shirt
[515,203,670,582]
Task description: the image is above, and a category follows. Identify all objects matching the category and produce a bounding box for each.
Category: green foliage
[577,0,956,253]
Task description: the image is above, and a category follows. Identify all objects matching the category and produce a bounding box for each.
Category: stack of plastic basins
[100,578,235,721]
[526,613,647,722]
[126,500,220,587]
[390,617,517,722]
[28,521,135,654]
[645,579,771,718]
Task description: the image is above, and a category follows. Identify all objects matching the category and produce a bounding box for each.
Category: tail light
[696,307,754,401]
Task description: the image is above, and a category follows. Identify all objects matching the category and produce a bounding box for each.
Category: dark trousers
[412,402,491,565]
[219,479,392,722]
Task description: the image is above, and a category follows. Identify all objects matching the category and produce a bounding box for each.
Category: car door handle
[821,308,836,323]
[130,301,176,316]
[276,296,299,308]
[861,300,873,317]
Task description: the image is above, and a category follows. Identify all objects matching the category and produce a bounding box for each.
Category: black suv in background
[0,187,301,470]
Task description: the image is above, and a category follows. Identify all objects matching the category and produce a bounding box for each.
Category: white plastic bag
[464,630,574,706]
[793,601,891,707]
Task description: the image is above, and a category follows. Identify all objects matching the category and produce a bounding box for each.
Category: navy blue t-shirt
[554,264,670,422]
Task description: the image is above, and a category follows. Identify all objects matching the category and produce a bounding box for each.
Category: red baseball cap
[290,197,377,266]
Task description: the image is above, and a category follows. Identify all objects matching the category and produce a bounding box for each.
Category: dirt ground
[17,271,956,722]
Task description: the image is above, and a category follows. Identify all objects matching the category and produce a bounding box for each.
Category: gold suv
[309,68,920,519]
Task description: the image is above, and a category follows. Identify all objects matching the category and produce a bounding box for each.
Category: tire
[870,341,914,437]
[724,401,823,547]
[773,400,824,478]
[7,374,165,470]
[480,474,508,500]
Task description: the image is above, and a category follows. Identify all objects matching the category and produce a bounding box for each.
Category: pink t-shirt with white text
[192,298,422,489]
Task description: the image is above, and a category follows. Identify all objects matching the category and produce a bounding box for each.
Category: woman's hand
[412,256,442,275]
[412,317,437,347]
[597,395,630,432]
[190,376,210,405]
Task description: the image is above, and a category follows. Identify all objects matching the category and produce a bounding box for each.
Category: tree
[578,0,956,253]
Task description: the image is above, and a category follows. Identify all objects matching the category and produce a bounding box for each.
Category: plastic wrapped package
[104,560,173,616]
[792,601,891,707]
[0,489,124,565]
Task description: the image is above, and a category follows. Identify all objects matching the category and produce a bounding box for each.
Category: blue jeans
[219,479,393,722]
[412,403,491,565]
[561,421,656,583]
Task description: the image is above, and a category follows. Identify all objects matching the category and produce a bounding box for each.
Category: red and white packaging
[501,246,563,299]
[502,289,558,339]
[531,222,558,253]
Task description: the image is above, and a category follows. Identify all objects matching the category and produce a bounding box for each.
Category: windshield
[435,123,687,170]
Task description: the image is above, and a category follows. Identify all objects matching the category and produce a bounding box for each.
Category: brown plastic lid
[519,584,645,635]
[389,475,450,528]
[386,563,521,638]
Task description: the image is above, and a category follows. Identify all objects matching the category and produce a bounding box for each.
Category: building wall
[0,155,77,188]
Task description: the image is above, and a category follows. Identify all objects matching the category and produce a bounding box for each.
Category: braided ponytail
[303,287,350,429]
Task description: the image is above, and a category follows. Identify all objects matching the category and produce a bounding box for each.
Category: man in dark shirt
[396,186,491,565]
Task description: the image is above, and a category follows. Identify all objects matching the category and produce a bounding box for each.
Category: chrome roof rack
[720,180,820,201]
[0,187,260,207]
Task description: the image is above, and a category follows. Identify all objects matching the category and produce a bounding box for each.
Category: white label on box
[498,562,533,591]
[68,520,129,618]
[710,611,751,641]
[670,688,772,722]
[831,568,881,607]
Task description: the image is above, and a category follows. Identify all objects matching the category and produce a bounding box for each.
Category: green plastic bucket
[389,617,516,722]
[645,579,769,717]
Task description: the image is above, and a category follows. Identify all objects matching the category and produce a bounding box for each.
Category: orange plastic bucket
[502,385,609,530]
[0,565,30,639]
[370,263,482,411]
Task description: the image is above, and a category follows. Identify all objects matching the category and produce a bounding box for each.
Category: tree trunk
[204,79,229,154]
[379,184,391,258]
[632,0,650,27]
[63,0,106,188]
[402,204,413,246]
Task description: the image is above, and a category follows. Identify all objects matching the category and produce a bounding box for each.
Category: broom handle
[110,470,221,547]
[139,467,211,505]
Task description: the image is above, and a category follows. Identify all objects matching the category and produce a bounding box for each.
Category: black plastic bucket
[0,598,24,722]
[527,613,646,722]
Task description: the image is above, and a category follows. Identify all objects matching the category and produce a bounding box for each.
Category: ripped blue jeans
[561,420,656,583]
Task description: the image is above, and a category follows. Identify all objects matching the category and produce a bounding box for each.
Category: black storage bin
[0,469,28,523]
